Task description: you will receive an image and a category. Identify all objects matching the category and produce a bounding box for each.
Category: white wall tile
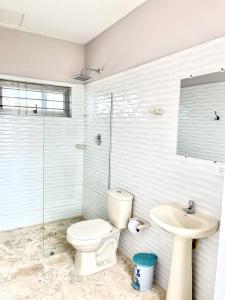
[83,93,112,219]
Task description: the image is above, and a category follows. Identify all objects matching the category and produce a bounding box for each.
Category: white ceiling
[0,0,147,44]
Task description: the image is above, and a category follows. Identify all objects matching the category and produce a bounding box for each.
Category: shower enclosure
[0,78,112,280]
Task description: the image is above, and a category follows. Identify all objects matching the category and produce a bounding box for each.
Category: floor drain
[50,251,55,256]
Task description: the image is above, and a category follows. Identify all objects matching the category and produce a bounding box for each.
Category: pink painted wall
[0,27,85,83]
[86,0,225,79]
[2,0,225,82]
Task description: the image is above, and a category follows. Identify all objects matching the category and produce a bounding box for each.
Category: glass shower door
[0,79,44,283]
[43,85,84,257]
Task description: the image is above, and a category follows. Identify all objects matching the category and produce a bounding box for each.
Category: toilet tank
[107,190,133,229]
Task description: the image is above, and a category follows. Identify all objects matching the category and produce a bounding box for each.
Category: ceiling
[0,0,147,44]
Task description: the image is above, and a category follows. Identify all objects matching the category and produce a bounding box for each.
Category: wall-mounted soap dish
[149,105,164,115]
[75,144,88,149]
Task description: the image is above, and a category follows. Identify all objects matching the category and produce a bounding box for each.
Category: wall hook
[33,104,38,114]
[214,111,220,120]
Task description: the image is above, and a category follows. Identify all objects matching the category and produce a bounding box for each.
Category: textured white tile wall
[83,37,225,300]
[83,93,112,219]
[0,84,84,230]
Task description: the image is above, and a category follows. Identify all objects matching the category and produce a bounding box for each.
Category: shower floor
[0,217,166,300]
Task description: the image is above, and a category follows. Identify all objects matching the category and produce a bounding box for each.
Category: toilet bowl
[67,190,133,275]
[67,218,120,275]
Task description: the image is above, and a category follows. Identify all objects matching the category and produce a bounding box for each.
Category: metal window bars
[0,79,71,117]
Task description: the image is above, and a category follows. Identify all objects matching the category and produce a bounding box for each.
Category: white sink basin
[150,203,219,300]
[150,203,218,239]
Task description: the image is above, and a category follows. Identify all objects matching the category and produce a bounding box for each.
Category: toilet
[67,190,133,275]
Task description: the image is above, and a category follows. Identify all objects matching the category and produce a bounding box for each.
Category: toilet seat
[67,219,113,245]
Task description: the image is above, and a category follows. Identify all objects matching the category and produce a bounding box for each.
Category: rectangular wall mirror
[177,70,225,162]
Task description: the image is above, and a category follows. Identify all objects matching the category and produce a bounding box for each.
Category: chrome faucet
[182,200,195,214]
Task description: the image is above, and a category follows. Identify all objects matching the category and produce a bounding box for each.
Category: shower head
[72,67,102,82]
[71,74,93,81]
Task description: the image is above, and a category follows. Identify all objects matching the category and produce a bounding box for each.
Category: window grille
[0,79,71,117]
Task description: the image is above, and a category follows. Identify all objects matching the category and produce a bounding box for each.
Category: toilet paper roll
[128,219,142,234]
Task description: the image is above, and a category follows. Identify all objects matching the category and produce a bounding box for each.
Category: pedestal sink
[150,203,219,300]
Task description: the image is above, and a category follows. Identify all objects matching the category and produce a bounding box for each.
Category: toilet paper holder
[128,217,151,232]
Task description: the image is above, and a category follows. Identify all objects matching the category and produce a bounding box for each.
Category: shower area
[0,77,112,281]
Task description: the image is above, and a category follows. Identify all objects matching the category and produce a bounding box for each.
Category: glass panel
[43,86,83,256]
[2,88,19,98]
[26,90,42,99]
[0,95,44,282]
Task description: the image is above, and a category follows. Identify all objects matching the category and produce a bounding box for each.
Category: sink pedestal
[166,236,192,300]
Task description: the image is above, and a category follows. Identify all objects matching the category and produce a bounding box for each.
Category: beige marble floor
[0,218,166,300]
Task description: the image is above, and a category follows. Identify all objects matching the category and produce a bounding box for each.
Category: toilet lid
[67,219,112,240]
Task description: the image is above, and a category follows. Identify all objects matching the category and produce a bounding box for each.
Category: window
[0,79,71,117]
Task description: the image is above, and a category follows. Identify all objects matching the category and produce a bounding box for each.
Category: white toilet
[67,190,133,275]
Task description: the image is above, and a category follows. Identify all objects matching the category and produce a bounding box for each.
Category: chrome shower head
[72,67,102,82]
[71,74,93,81]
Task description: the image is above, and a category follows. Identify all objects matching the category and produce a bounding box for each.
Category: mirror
[177,71,225,162]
